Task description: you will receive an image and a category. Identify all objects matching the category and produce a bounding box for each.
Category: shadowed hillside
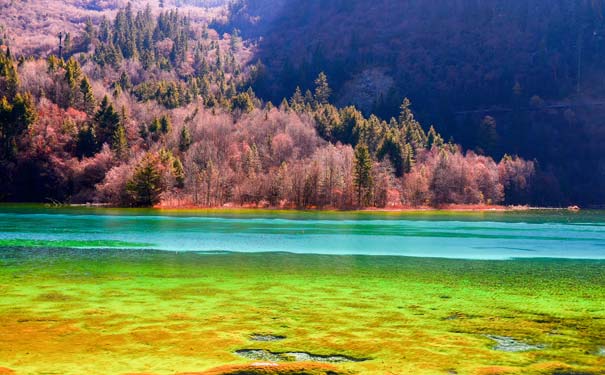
[221,0,605,206]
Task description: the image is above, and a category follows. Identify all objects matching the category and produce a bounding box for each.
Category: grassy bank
[0,249,604,375]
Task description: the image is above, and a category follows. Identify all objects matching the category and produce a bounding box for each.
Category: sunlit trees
[0,5,539,208]
[0,92,37,159]
[112,123,129,160]
[314,72,331,105]
[79,77,96,115]
[353,143,373,207]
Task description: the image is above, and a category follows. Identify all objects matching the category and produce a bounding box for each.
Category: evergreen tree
[112,123,129,160]
[64,58,83,108]
[403,143,415,174]
[426,125,444,150]
[80,77,96,115]
[231,92,254,114]
[126,153,165,206]
[0,49,18,100]
[83,17,96,47]
[118,71,132,91]
[172,156,185,188]
[290,86,304,110]
[0,93,37,158]
[377,130,405,177]
[94,96,121,146]
[12,92,37,130]
[76,125,98,158]
[179,126,192,152]
[160,115,172,134]
[353,143,373,207]
[314,72,331,105]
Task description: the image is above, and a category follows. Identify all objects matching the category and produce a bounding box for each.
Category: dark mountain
[223,0,605,206]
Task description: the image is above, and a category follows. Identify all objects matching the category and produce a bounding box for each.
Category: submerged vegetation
[0,3,536,208]
[0,248,603,375]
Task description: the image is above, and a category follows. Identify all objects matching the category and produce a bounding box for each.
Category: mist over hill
[222,0,605,205]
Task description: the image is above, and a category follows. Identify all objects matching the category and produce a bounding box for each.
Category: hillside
[0,1,538,208]
[0,0,226,56]
[222,0,605,205]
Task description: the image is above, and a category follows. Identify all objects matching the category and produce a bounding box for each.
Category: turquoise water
[1,205,604,260]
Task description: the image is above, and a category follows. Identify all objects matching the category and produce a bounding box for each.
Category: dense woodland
[220,0,605,206]
[0,2,538,208]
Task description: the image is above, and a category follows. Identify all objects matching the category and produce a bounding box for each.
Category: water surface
[1,205,604,259]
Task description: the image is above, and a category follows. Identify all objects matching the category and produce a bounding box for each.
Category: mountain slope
[226,0,605,205]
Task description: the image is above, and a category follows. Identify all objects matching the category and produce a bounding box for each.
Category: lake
[0,205,604,375]
[1,205,605,259]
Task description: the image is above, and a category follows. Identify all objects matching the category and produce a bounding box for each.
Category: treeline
[0,3,535,208]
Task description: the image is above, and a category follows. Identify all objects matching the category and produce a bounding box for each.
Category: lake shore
[151,202,560,213]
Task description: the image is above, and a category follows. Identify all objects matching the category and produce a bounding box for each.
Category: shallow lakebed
[0,206,604,374]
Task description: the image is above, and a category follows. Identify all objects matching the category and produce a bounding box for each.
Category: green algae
[0,248,604,375]
[0,239,153,248]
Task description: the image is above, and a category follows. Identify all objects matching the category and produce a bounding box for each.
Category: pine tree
[94,96,121,146]
[118,71,132,91]
[80,77,96,115]
[179,126,192,152]
[377,130,404,177]
[172,156,185,188]
[290,86,304,110]
[64,58,83,108]
[231,92,254,114]
[353,143,373,207]
[84,18,96,47]
[126,153,165,206]
[426,125,444,150]
[160,115,172,134]
[403,143,415,174]
[76,125,98,158]
[398,98,414,126]
[0,93,37,158]
[0,49,19,100]
[112,123,129,159]
[12,92,37,130]
[314,72,331,105]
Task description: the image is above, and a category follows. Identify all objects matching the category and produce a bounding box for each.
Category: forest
[0,2,536,208]
[221,0,605,206]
